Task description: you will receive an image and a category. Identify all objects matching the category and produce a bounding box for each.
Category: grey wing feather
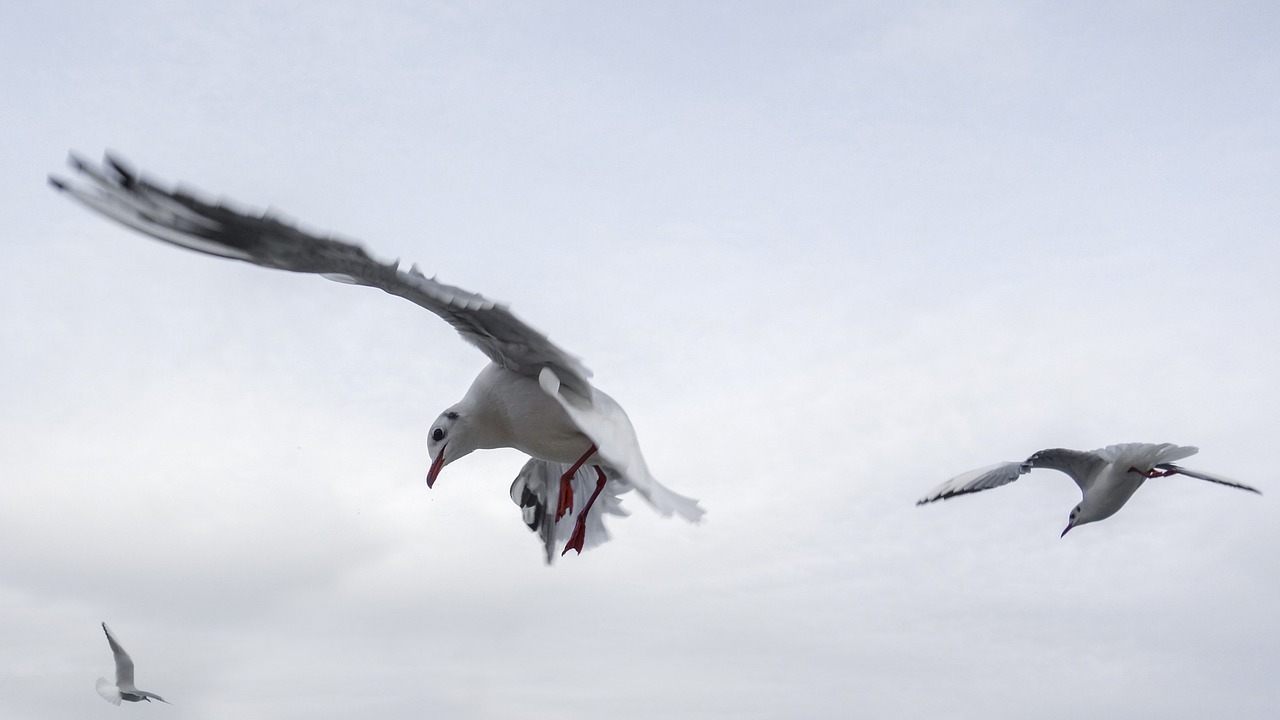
[1158,464,1263,494]
[917,462,1027,504]
[918,447,1110,504]
[1023,448,1108,491]
[50,153,593,399]
[101,623,136,690]
[510,460,557,563]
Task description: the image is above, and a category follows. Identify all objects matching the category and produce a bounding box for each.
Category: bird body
[1075,461,1144,524]
[918,442,1260,535]
[444,363,596,465]
[427,361,702,523]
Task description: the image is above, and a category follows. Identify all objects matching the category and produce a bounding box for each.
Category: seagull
[96,623,169,706]
[917,442,1260,536]
[50,153,704,561]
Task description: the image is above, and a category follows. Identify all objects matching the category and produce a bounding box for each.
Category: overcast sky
[2,2,1278,718]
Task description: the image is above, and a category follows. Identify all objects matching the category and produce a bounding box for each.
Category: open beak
[426,444,447,488]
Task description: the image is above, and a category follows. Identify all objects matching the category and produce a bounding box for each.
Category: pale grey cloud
[2,2,1277,719]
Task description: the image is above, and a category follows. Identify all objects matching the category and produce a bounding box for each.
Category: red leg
[563,466,608,557]
[556,444,597,521]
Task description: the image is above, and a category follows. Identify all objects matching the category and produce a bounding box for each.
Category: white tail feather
[630,479,706,522]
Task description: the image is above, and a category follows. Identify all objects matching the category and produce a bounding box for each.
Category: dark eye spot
[432,428,445,442]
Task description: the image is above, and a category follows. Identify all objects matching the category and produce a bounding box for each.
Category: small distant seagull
[917,442,1261,536]
[96,623,169,706]
[50,153,704,561]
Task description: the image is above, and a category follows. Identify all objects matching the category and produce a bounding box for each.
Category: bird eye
[432,428,445,442]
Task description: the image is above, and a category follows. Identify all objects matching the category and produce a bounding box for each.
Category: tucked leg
[563,466,608,557]
[1130,466,1177,478]
[556,444,597,521]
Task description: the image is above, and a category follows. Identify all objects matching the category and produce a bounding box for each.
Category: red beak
[426,444,447,488]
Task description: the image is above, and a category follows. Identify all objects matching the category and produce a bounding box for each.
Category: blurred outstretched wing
[101,623,135,690]
[49,153,594,399]
[919,447,1112,504]
[917,462,1028,504]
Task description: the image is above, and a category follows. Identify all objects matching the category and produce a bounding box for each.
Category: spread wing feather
[918,448,1108,504]
[101,623,136,690]
[917,462,1028,504]
[50,153,593,399]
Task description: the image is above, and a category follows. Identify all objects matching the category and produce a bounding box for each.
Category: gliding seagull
[96,623,169,705]
[917,442,1260,536]
[50,153,704,561]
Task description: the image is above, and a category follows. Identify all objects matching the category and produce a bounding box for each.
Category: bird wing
[510,458,630,564]
[917,448,1109,504]
[1022,448,1109,492]
[96,677,123,705]
[1157,464,1263,494]
[101,623,136,691]
[916,462,1027,504]
[49,153,594,400]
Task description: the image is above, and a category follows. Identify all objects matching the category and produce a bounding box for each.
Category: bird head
[426,408,471,488]
[1061,504,1083,537]
[1062,499,1111,537]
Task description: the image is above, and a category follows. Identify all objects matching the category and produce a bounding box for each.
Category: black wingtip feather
[917,486,987,505]
[104,153,135,186]
[67,151,89,172]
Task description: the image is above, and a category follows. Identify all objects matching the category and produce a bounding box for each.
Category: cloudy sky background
[2,2,1277,718]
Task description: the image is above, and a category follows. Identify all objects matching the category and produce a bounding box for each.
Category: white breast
[463,364,595,464]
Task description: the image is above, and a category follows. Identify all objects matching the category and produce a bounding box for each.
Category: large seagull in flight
[51,153,704,562]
